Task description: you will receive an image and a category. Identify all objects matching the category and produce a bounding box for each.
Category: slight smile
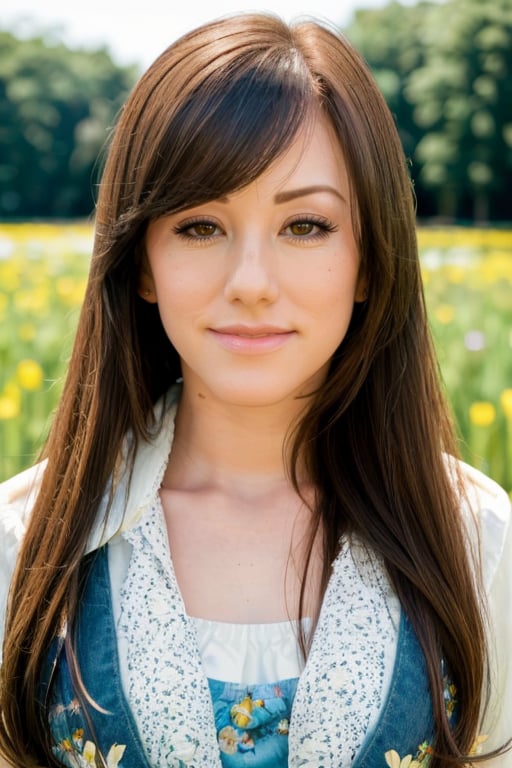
[208,325,296,353]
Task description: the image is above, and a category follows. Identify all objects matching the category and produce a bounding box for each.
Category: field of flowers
[0,223,511,493]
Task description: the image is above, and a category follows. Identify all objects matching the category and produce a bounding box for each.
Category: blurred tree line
[347,0,512,222]
[0,31,136,218]
[0,0,511,222]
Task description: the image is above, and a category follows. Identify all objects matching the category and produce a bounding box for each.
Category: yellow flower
[385,749,421,768]
[82,741,96,764]
[0,382,21,419]
[231,694,254,727]
[16,359,44,390]
[106,743,126,768]
[500,389,512,420]
[470,734,488,755]
[469,401,496,427]
[433,304,455,324]
[56,276,87,307]
[18,322,36,342]
[445,266,465,284]
[13,287,49,314]
[0,262,20,292]
[0,394,20,420]
[3,381,21,406]
[60,739,73,752]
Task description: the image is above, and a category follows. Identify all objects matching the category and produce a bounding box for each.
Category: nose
[223,237,279,306]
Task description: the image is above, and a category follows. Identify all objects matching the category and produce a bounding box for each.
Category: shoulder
[0,461,46,662]
[454,466,512,754]
[453,458,511,592]
[456,458,510,521]
[445,458,511,753]
[0,460,46,552]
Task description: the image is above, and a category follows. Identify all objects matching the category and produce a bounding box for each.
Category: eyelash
[172,217,222,242]
[282,215,338,241]
[172,215,338,243]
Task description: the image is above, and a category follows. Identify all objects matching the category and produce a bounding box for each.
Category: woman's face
[142,112,365,410]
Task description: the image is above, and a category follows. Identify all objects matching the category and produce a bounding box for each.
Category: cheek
[304,259,360,314]
[150,264,218,355]
[311,263,361,348]
[152,261,209,313]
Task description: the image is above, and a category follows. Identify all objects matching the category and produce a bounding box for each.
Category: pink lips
[209,325,295,353]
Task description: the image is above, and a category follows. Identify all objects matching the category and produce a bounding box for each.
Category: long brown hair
[0,13,494,767]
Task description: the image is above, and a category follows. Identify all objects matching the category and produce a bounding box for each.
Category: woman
[0,13,510,768]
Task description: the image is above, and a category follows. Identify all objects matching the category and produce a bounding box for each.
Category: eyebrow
[273,185,346,204]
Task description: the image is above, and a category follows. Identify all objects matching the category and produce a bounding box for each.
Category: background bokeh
[0,0,511,491]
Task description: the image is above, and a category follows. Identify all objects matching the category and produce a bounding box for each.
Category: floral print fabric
[288,539,401,766]
[208,678,298,766]
[115,495,401,766]
[50,695,126,768]
[118,499,220,766]
[44,497,455,768]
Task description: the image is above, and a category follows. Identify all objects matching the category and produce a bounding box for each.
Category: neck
[163,383,310,499]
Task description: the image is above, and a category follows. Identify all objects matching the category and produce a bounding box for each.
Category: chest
[159,488,321,622]
[43,534,445,768]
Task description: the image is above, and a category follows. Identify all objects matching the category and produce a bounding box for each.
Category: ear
[137,267,158,304]
[354,272,368,304]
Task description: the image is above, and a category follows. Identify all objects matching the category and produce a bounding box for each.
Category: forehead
[246,111,350,200]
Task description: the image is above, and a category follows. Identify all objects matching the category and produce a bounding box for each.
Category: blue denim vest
[42,547,440,767]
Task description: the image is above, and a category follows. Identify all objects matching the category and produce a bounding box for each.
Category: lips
[208,325,295,353]
[212,325,292,336]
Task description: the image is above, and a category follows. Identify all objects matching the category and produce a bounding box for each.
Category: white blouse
[1,394,510,762]
[110,493,401,767]
[191,616,306,684]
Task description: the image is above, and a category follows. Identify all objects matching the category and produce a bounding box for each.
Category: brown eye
[289,221,315,236]
[173,218,223,241]
[192,222,217,237]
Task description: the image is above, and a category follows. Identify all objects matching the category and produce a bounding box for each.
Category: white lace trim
[289,540,400,766]
[118,498,220,767]
[115,496,400,767]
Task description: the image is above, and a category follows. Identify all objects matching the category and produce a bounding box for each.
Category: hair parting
[0,13,504,768]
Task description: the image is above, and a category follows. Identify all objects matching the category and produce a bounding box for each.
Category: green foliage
[346,0,512,222]
[1,224,511,492]
[1,2,512,222]
[420,227,512,489]
[0,30,137,218]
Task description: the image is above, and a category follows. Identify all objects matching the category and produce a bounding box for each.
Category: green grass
[1,223,511,493]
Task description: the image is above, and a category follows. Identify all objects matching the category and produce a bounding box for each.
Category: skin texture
[0,16,496,766]
[138,113,365,623]
[141,113,364,412]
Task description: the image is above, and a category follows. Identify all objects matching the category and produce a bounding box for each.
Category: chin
[196,377,318,411]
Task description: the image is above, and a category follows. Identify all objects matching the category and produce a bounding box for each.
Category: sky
[2,0,420,69]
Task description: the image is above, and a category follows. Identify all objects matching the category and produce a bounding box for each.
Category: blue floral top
[42,508,457,768]
[190,616,304,767]
[208,678,298,766]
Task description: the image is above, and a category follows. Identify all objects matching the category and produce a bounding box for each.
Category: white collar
[86,387,179,553]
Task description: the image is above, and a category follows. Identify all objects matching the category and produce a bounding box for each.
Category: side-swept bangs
[102,16,318,235]
[91,15,321,405]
